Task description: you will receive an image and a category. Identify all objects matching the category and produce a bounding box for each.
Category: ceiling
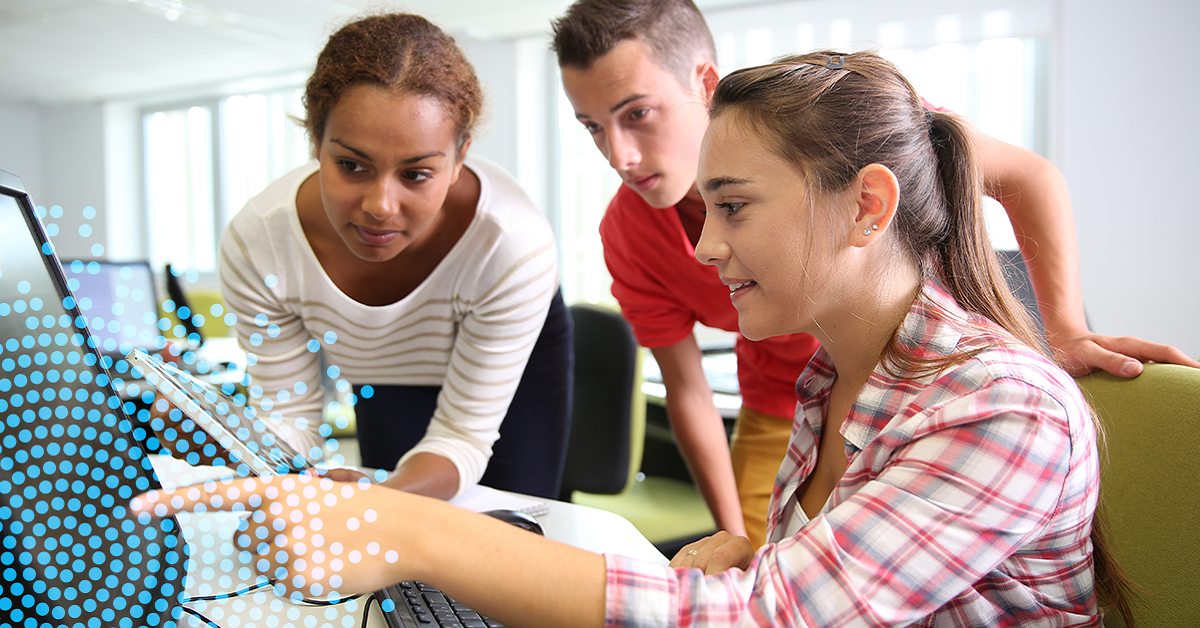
[0,0,768,105]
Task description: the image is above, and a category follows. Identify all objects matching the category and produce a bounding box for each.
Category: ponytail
[926,110,1046,358]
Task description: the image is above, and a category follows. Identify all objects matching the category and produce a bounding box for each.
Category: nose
[605,128,640,173]
[694,213,728,267]
[363,176,401,221]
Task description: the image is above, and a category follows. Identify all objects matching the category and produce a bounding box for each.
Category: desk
[641,351,742,420]
[151,455,666,627]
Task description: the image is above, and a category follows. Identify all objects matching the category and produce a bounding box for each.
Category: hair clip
[826,55,844,69]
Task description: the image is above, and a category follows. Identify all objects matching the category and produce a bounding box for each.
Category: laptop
[126,349,310,477]
[0,169,188,625]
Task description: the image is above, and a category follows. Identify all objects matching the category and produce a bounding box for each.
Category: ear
[848,163,900,248]
[450,136,473,184]
[694,58,720,103]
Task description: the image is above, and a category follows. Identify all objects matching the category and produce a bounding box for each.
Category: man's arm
[652,335,747,537]
[972,126,1200,376]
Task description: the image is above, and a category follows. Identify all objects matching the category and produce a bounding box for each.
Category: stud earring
[863,224,879,236]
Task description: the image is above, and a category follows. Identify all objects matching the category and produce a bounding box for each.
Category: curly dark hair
[302,13,484,154]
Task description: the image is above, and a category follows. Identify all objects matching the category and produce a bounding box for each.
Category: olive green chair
[1074,363,1200,627]
[562,304,716,557]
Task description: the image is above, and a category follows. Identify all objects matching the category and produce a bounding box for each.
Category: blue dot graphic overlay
[0,194,189,626]
[7,179,369,626]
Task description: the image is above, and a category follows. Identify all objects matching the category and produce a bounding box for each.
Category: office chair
[996,249,1044,334]
[1074,364,1200,627]
[161,265,234,339]
[562,304,716,557]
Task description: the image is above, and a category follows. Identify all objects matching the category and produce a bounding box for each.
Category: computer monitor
[0,169,187,625]
[60,259,164,360]
[165,263,204,347]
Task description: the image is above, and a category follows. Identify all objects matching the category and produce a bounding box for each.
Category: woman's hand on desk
[669,530,754,575]
[314,454,459,500]
[314,467,369,483]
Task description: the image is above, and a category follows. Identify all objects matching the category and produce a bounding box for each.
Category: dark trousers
[354,289,573,499]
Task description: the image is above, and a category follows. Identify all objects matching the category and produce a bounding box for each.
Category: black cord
[361,593,379,628]
[296,592,364,606]
[179,605,223,628]
[181,579,361,606]
[181,581,271,602]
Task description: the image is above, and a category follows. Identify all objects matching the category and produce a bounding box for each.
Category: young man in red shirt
[552,0,1200,547]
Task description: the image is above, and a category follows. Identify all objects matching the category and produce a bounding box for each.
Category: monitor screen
[60,259,163,358]
[0,172,187,626]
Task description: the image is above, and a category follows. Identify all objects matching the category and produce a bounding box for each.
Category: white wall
[40,103,107,262]
[0,102,43,196]
[1059,0,1200,358]
[459,35,558,223]
[9,0,1198,358]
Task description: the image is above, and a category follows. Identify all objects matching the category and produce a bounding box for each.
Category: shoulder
[599,185,654,238]
[924,342,1089,433]
[464,156,554,254]
[225,161,317,242]
[221,162,317,282]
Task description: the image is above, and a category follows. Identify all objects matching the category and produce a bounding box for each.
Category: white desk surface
[151,455,667,627]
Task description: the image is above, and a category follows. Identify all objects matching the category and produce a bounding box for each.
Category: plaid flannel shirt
[605,282,1101,628]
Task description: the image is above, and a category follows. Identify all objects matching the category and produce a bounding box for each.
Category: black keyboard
[376,581,507,628]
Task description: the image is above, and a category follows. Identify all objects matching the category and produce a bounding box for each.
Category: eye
[403,170,432,182]
[716,201,745,216]
[581,120,602,135]
[338,160,367,174]
[627,108,649,122]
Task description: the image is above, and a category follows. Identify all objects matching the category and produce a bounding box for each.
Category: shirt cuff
[604,553,678,628]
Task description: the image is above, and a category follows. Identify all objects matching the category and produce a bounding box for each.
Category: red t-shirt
[599,185,820,419]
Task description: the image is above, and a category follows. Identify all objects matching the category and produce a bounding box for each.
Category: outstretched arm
[971,126,1200,376]
[653,336,747,537]
[134,474,607,628]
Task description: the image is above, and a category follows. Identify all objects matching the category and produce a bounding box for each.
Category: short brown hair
[302,13,483,155]
[551,0,716,86]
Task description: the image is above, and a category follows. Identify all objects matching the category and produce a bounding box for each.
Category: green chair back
[1075,364,1200,627]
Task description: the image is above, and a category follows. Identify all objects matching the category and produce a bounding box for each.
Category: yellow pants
[729,406,794,549]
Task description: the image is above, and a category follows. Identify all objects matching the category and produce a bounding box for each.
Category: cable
[361,593,379,628]
[179,605,223,628]
[296,592,364,606]
[181,581,272,602]
[181,579,362,606]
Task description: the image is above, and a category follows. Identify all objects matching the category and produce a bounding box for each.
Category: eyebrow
[703,176,752,194]
[330,139,445,164]
[574,93,649,121]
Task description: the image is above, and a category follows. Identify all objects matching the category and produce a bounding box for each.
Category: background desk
[640,351,741,484]
[151,456,666,628]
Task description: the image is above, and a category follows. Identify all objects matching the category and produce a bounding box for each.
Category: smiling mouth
[728,281,756,293]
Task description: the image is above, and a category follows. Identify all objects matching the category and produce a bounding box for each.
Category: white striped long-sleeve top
[217,156,558,497]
